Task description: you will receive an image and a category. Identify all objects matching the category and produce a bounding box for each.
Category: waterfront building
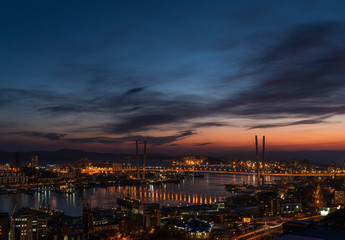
[185,218,212,239]
[258,191,281,217]
[82,202,94,234]
[0,170,28,185]
[140,203,161,230]
[10,210,47,240]
[0,213,9,240]
[117,197,141,212]
[112,162,123,170]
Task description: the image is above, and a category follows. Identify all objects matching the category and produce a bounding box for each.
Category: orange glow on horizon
[4,116,345,154]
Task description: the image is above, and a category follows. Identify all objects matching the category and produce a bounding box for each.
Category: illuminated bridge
[106,137,345,180]
[111,167,345,177]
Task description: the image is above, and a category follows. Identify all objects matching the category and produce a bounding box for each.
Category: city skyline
[2,1,345,157]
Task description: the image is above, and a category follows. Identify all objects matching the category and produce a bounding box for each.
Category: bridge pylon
[255,135,266,187]
[262,136,265,186]
[255,135,260,186]
[135,139,147,180]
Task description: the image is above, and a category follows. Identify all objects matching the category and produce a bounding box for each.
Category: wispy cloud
[103,114,181,134]
[249,117,328,129]
[194,142,212,146]
[9,131,66,141]
[67,130,196,146]
[192,122,228,128]
[125,87,145,95]
[3,21,345,138]
[217,21,345,127]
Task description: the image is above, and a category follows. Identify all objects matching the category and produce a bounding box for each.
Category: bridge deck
[112,167,344,177]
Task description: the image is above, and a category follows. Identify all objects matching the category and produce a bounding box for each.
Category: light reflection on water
[0,173,278,216]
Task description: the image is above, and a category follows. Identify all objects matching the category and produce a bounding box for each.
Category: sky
[1,0,345,159]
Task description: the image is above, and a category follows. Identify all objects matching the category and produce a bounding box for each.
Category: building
[119,218,140,236]
[112,163,122,170]
[140,203,161,229]
[82,202,94,234]
[185,218,212,239]
[0,170,28,185]
[11,210,47,240]
[13,152,21,170]
[0,213,9,240]
[117,197,140,212]
[281,203,302,216]
[258,191,281,217]
[334,190,345,205]
[28,155,38,168]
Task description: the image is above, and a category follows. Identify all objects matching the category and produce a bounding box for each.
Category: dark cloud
[121,107,141,113]
[0,88,96,117]
[44,133,67,140]
[125,87,145,95]
[0,88,60,105]
[2,86,208,134]
[98,22,345,133]
[67,137,120,144]
[10,131,66,141]
[141,130,196,146]
[194,142,212,146]
[40,105,86,114]
[249,117,328,129]
[104,114,182,134]
[218,21,345,126]
[192,122,228,128]
[260,22,340,63]
[5,22,345,135]
[66,130,196,146]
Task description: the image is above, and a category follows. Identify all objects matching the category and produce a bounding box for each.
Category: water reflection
[0,173,278,216]
[86,173,277,210]
[107,185,225,205]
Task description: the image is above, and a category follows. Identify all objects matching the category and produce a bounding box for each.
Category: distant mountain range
[211,150,345,166]
[0,148,175,165]
[0,149,344,166]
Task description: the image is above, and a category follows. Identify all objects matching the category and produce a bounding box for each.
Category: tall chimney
[136,140,140,179]
[262,136,265,186]
[143,140,146,180]
[255,135,260,186]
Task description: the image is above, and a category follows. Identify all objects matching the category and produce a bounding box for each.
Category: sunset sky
[1,1,345,157]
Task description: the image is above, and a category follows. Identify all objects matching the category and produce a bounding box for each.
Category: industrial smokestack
[143,140,146,180]
[262,136,265,186]
[255,135,260,186]
[136,140,140,179]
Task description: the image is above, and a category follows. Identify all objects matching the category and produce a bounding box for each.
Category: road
[234,224,282,240]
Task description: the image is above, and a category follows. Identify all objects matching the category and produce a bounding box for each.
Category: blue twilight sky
[2,1,345,154]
